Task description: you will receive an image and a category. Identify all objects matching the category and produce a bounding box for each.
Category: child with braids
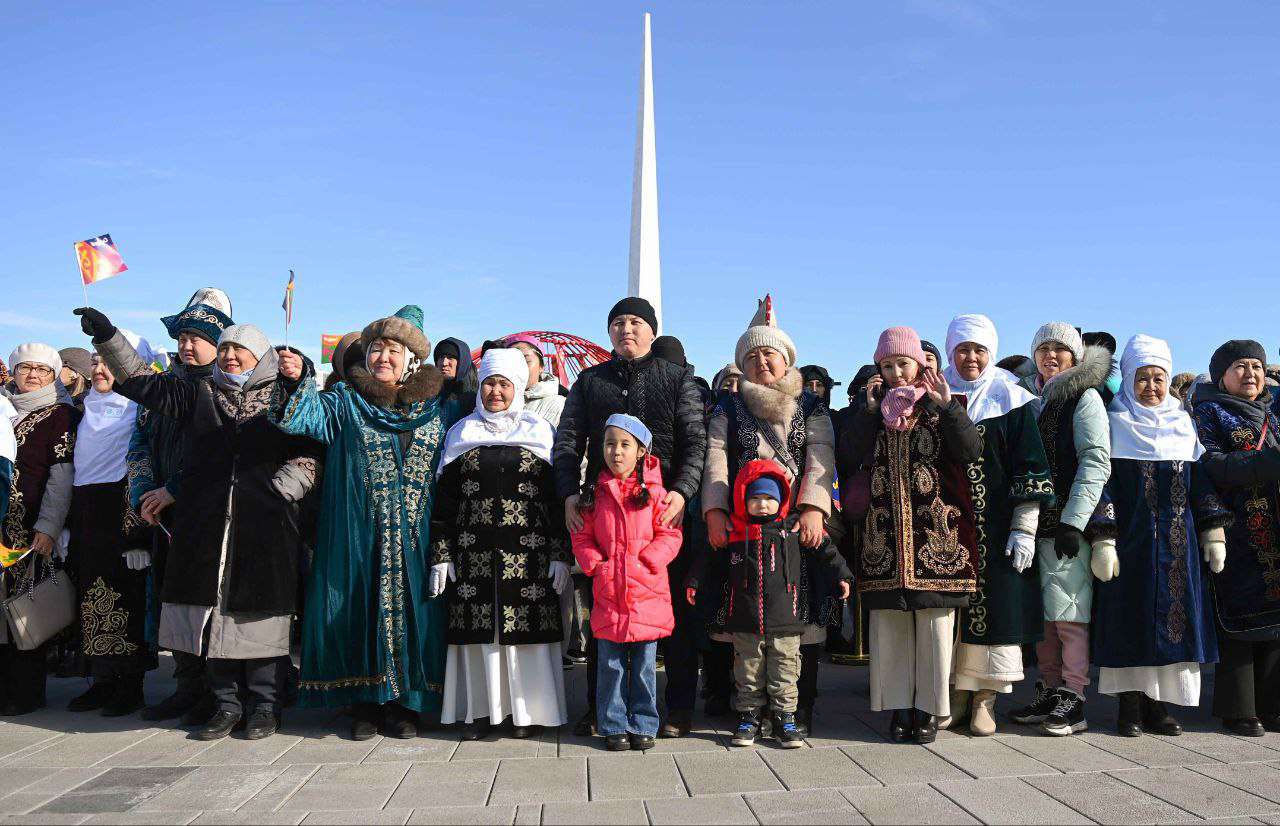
[571,414,683,751]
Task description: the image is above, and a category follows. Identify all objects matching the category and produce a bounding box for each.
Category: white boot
[970,690,998,736]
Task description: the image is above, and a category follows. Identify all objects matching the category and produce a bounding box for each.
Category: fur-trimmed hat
[735,295,797,369]
[362,305,430,360]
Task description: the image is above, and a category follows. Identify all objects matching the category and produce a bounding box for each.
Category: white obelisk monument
[628,12,662,328]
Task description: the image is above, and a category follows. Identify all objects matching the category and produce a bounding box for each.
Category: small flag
[0,542,30,569]
[74,234,128,285]
[282,270,295,325]
[321,334,342,364]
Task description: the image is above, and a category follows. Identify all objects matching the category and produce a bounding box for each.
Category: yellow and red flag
[1,542,30,569]
[320,334,342,364]
[74,234,128,285]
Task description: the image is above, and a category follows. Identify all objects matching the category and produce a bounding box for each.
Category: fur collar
[739,367,803,425]
[347,363,444,408]
[1041,344,1113,406]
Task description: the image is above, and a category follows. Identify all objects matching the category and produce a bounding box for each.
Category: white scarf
[74,331,155,486]
[943,313,1036,423]
[1108,334,1204,462]
[438,348,555,473]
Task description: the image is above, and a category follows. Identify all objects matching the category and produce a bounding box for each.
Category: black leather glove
[1054,523,1089,560]
[73,307,116,343]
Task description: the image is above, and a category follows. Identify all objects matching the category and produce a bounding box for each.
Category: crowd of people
[0,288,1277,753]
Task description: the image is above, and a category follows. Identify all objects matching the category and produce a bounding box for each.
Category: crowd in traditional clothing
[0,287,1277,755]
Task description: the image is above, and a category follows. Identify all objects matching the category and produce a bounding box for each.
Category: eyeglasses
[15,364,53,377]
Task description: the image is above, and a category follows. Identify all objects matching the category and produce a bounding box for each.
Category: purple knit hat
[874,326,928,366]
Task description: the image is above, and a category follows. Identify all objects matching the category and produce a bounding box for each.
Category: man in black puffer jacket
[553,297,707,737]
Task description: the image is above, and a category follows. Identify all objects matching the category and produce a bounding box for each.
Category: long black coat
[100,334,320,614]
[432,445,569,645]
[552,352,706,504]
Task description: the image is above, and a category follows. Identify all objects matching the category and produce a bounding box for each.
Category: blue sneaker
[774,712,805,748]
[731,710,761,747]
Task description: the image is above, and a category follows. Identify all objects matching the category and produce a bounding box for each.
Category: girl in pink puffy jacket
[571,414,683,752]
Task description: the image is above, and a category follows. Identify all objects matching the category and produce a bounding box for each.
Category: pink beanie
[874,326,928,366]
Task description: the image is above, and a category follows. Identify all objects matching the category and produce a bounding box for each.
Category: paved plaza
[2,655,1280,824]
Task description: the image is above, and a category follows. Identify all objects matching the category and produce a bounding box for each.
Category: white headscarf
[1108,334,1203,462]
[438,348,555,474]
[74,330,157,486]
[943,313,1037,423]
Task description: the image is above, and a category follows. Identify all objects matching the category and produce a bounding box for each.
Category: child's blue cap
[605,413,652,449]
[746,477,784,502]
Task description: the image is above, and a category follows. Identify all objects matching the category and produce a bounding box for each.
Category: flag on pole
[321,334,342,364]
[281,270,296,325]
[1,542,31,569]
[74,234,128,285]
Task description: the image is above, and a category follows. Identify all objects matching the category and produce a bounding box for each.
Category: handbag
[1,555,77,651]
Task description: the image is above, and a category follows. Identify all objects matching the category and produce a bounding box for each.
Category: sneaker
[731,710,761,747]
[774,712,805,748]
[1010,680,1057,725]
[1041,689,1087,736]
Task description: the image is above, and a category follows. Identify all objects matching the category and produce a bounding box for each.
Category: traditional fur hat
[735,295,797,369]
[362,305,430,360]
[162,288,234,345]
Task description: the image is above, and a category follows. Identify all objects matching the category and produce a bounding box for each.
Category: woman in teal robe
[274,305,460,740]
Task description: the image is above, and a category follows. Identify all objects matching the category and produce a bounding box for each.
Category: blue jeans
[596,639,659,737]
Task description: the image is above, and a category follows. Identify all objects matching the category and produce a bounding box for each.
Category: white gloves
[1090,539,1120,582]
[1005,531,1035,573]
[549,561,572,595]
[428,562,456,598]
[1203,540,1227,574]
[122,549,152,571]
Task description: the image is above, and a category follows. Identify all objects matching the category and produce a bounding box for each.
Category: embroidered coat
[1090,458,1231,667]
[839,396,983,611]
[273,363,459,712]
[431,445,569,646]
[960,403,1055,646]
[1192,387,1280,639]
[70,478,151,658]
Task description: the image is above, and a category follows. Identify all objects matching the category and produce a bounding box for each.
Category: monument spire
[628,12,662,328]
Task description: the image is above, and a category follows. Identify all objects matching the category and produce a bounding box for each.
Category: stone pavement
[3,655,1280,824]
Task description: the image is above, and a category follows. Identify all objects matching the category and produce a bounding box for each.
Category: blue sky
[3,1,1277,386]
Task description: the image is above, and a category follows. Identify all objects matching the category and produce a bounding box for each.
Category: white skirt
[1098,663,1201,707]
[440,642,567,727]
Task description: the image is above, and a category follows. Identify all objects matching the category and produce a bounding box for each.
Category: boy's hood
[729,459,792,541]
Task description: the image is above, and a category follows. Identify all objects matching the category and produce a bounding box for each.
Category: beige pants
[953,642,1024,694]
[869,608,954,717]
[732,632,802,714]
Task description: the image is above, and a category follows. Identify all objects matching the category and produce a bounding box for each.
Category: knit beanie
[746,476,784,502]
[604,413,653,449]
[218,324,271,361]
[8,343,62,375]
[607,297,659,336]
[58,347,94,381]
[873,326,928,366]
[1210,339,1267,385]
[920,340,942,366]
[734,295,797,369]
[1031,322,1084,364]
[652,335,687,367]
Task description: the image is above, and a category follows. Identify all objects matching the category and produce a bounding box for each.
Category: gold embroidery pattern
[5,405,61,548]
[918,497,968,576]
[503,605,530,633]
[81,577,139,656]
[1166,461,1189,644]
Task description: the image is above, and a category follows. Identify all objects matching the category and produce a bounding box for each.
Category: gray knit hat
[1031,322,1083,364]
[734,295,797,369]
[218,324,271,361]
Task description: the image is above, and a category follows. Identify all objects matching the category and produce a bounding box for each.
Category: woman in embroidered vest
[433,349,570,740]
[66,333,158,718]
[941,314,1054,737]
[703,295,837,735]
[79,308,321,743]
[275,305,461,741]
[1088,335,1230,737]
[1192,338,1280,736]
[839,326,982,744]
[1009,323,1112,737]
[0,343,78,716]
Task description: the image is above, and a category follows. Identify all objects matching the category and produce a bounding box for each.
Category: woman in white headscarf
[942,314,1054,736]
[66,332,157,717]
[432,349,572,740]
[1092,335,1230,737]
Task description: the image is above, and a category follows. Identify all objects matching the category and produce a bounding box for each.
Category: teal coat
[274,365,458,711]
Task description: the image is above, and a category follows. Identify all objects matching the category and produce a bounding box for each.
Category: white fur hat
[8,343,62,375]
[734,295,797,369]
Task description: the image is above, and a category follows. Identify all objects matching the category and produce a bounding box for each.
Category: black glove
[73,307,116,343]
[1054,523,1089,560]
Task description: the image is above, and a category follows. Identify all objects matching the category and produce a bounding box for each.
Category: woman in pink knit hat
[836,326,983,744]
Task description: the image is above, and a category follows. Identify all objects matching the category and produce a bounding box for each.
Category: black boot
[573,707,597,737]
[101,679,145,718]
[1261,714,1280,733]
[383,703,417,739]
[1117,692,1143,737]
[731,709,762,747]
[196,710,241,741]
[460,716,493,741]
[774,711,805,748]
[1140,696,1182,736]
[660,709,691,738]
[912,710,937,745]
[1223,717,1266,737]
[351,703,380,741]
[244,706,279,740]
[68,681,116,713]
[889,709,912,743]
